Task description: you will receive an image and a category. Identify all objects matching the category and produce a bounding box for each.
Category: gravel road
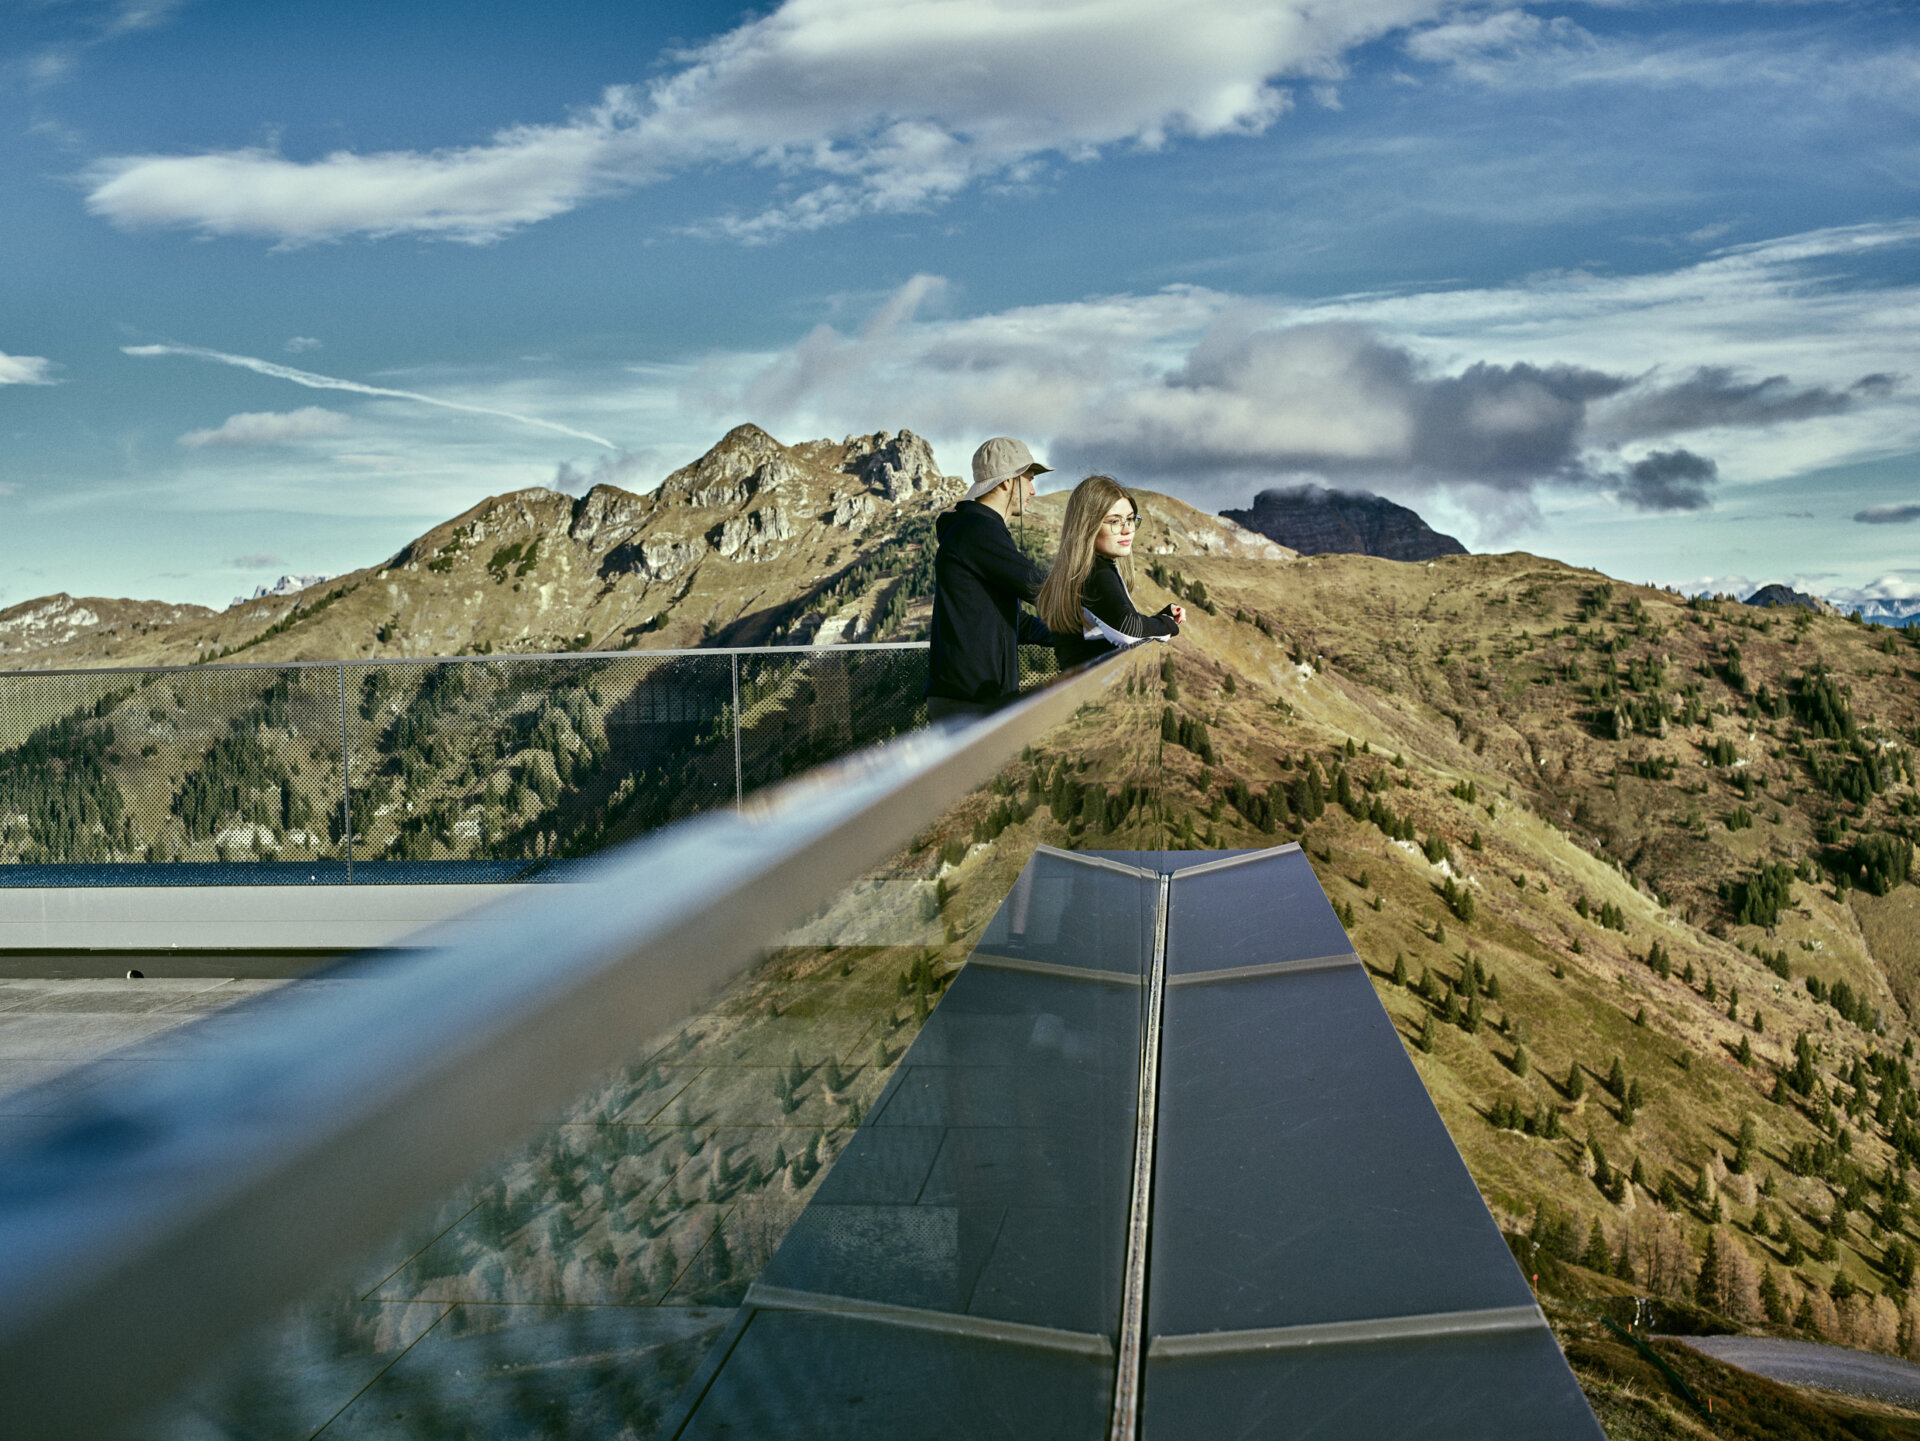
[1673,1335,1920,1410]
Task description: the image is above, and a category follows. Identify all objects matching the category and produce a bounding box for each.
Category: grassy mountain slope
[13,424,1920,1420]
[915,545,1920,1394]
[0,429,1283,673]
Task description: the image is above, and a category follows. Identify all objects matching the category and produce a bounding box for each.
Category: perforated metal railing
[0,644,1056,883]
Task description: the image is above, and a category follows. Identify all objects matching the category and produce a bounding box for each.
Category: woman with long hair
[1034,475,1183,669]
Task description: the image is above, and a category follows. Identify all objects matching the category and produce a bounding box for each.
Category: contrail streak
[122,342,616,449]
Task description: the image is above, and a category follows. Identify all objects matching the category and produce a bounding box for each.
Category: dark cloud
[1600,366,1899,440]
[1855,503,1920,525]
[1618,448,1717,512]
[230,552,282,568]
[1411,361,1627,482]
[1090,320,1629,496]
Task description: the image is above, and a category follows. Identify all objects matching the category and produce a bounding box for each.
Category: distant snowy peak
[1844,598,1920,627]
[228,573,333,610]
[1737,584,1920,626]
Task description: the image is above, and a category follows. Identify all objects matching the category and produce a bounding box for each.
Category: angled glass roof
[674,845,1603,1440]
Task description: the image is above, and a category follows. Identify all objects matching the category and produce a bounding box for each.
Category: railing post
[337,663,353,884]
[731,652,744,810]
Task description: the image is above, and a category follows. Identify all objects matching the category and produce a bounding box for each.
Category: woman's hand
[1168,603,1186,625]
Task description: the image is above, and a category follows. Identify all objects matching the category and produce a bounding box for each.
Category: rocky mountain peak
[1744,583,1836,615]
[1221,484,1467,562]
[0,592,215,662]
[839,429,959,502]
[567,484,654,546]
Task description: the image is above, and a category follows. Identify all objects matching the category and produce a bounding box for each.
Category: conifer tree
[1417,1013,1436,1054]
[1607,1056,1628,1099]
[1732,1115,1758,1174]
[1392,952,1408,986]
[1583,1218,1613,1274]
[1760,1266,1788,1323]
[1568,1064,1586,1102]
[1793,1291,1818,1332]
[1697,1229,1725,1311]
[706,1226,734,1280]
[1738,1034,1753,1066]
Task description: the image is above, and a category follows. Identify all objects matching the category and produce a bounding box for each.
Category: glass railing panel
[0,663,340,878]
[0,646,937,884]
[75,656,1147,1441]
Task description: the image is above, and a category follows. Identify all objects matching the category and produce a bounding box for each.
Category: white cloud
[127,342,616,447]
[177,406,351,448]
[1403,9,1920,106]
[684,220,1920,539]
[82,0,1448,244]
[283,336,322,353]
[0,351,59,386]
[10,0,195,90]
[1403,9,1598,82]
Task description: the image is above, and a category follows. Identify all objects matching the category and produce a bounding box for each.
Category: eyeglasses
[1100,514,1138,532]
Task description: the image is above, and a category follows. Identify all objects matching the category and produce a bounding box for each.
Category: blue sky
[2,0,1917,611]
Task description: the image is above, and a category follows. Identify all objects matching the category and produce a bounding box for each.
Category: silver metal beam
[967,952,1145,985]
[744,1283,1115,1358]
[0,652,1132,1440]
[1148,1303,1549,1358]
[1031,844,1159,879]
[1166,842,1300,879]
[0,639,931,681]
[1165,951,1363,987]
[1106,871,1170,1441]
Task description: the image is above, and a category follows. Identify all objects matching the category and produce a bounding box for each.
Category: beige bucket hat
[965,437,1052,503]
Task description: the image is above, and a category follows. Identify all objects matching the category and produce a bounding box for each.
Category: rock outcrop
[1744,584,1836,615]
[0,594,215,663]
[1220,485,1467,562]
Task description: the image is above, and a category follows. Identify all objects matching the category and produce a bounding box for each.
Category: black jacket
[1052,555,1180,669]
[926,501,1052,704]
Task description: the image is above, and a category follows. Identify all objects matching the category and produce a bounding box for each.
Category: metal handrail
[0,639,930,681]
[0,651,1134,1439]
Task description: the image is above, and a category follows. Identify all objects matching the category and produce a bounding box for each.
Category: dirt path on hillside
[1675,1334,1920,1410]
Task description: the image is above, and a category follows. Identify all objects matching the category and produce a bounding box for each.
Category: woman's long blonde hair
[1035,474,1138,636]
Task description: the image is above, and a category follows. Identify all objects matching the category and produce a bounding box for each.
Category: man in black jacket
[926,437,1053,722]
